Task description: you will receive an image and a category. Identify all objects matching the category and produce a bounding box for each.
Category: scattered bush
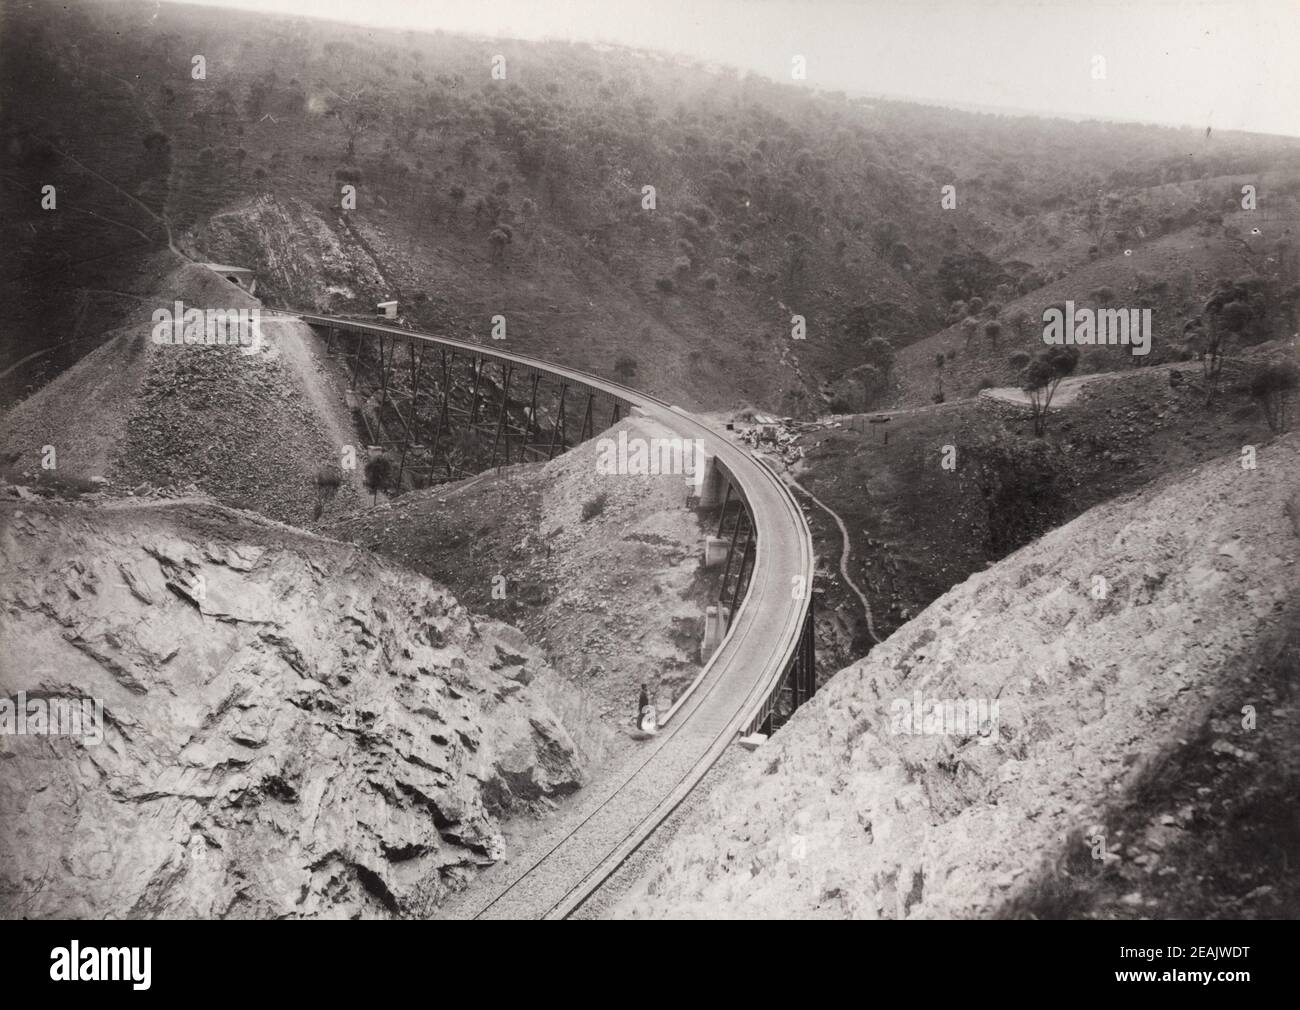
[1018,271,1045,294]
[1249,360,1299,432]
[315,464,342,490]
[363,454,393,504]
[613,355,638,383]
[582,492,609,521]
[864,336,895,376]
[1022,346,1080,435]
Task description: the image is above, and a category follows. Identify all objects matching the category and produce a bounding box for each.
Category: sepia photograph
[0,0,1296,984]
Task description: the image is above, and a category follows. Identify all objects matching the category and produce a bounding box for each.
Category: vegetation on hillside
[5,0,1299,413]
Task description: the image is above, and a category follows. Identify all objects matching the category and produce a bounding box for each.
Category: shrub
[655,276,675,293]
[613,355,638,383]
[864,337,895,375]
[1018,271,1045,294]
[315,464,342,490]
[1022,346,1080,435]
[582,492,609,521]
[1249,360,1299,432]
[1007,307,1031,338]
[363,455,393,503]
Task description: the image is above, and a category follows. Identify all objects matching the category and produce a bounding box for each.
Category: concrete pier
[700,604,730,661]
[703,535,728,568]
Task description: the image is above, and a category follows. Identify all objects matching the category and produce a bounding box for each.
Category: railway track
[273,310,815,918]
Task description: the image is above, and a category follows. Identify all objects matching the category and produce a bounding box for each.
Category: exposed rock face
[619,435,1300,919]
[328,415,716,728]
[188,195,388,310]
[0,499,588,918]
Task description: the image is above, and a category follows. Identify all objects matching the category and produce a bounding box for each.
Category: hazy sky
[177,0,1300,136]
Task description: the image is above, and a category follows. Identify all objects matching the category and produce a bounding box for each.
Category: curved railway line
[273,310,816,918]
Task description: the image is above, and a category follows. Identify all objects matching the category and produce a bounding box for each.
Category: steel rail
[267,309,815,918]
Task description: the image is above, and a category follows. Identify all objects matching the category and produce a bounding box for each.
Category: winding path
[783,473,881,644]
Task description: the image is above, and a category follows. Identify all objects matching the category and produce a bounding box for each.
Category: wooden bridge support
[467,355,483,426]
[547,383,568,460]
[348,332,365,388]
[489,361,513,468]
[578,391,595,443]
[313,322,631,494]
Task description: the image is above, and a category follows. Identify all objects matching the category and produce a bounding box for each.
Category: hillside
[619,434,1300,918]
[323,414,723,731]
[0,257,364,525]
[0,497,601,918]
[785,338,1294,666]
[5,0,1300,416]
[887,192,1300,409]
[1,0,1297,927]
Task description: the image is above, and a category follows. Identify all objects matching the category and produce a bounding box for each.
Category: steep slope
[619,434,1299,918]
[1,258,364,525]
[7,1,1299,416]
[792,347,1291,658]
[325,414,717,729]
[0,497,596,918]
